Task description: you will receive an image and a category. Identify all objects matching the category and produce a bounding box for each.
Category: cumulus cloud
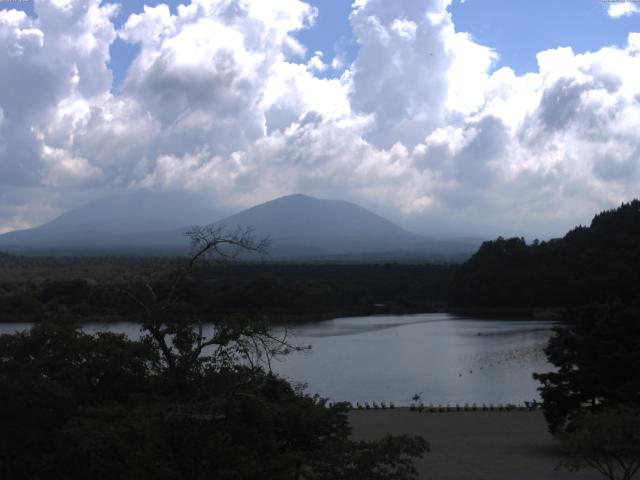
[0,0,640,238]
[348,0,454,149]
[607,2,640,18]
[0,1,116,187]
[40,146,103,187]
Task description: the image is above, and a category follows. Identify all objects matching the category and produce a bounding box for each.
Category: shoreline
[349,409,600,480]
[0,308,560,325]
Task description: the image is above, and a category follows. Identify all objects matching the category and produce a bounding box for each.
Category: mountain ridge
[0,190,225,250]
[0,192,480,260]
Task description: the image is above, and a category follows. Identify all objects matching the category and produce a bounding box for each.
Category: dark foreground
[350,410,601,480]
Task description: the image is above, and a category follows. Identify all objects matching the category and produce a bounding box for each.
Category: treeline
[3,199,640,321]
[0,263,456,323]
[452,200,640,309]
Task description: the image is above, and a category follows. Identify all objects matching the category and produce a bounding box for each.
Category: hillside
[0,192,479,260]
[215,194,478,260]
[216,194,422,255]
[451,200,640,308]
[0,190,224,252]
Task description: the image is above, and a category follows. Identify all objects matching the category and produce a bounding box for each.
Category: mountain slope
[216,194,450,257]
[0,192,479,260]
[0,190,224,251]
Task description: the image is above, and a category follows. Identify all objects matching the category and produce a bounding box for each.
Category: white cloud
[607,2,640,18]
[390,18,418,41]
[330,55,345,70]
[306,50,327,72]
[347,0,453,149]
[41,145,103,187]
[1,0,640,238]
[118,0,321,158]
[0,1,117,189]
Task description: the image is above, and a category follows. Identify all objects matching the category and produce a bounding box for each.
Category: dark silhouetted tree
[534,303,640,433]
[558,408,640,480]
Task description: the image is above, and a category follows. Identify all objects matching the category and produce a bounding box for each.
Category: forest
[2,201,640,479]
[0,257,455,323]
[452,200,640,311]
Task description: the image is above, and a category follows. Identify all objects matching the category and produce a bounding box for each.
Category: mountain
[0,190,224,253]
[452,199,640,308]
[214,194,477,260]
[0,192,480,260]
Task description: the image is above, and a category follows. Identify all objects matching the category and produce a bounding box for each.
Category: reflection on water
[0,313,556,405]
[272,313,556,405]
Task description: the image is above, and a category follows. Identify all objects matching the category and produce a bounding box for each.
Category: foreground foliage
[534,304,640,433]
[0,321,429,480]
[0,227,428,479]
[558,408,640,480]
[536,304,640,480]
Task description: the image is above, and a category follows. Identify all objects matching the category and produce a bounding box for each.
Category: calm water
[0,313,556,405]
[272,313,555,405]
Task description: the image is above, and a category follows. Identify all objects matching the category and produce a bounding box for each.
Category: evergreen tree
[534,304,640,433]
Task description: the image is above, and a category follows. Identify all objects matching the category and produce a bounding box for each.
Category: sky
[0,0,639,238]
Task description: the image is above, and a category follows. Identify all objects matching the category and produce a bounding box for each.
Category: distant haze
[0,192,481,261]
[0,190,226,251]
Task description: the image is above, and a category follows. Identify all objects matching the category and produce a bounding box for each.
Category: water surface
[271,313,555,405]
[0,313,556,405]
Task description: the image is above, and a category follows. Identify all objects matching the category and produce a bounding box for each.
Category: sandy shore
[349,409,601,480]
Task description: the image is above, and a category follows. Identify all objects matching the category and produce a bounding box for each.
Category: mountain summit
[0,192,478,260]
[215,194,422,255]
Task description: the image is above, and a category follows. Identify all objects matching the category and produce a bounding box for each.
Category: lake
[0,313,556,406]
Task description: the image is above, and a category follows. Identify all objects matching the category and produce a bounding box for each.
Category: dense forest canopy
[0,262,455,323]
[452,200,640,309]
